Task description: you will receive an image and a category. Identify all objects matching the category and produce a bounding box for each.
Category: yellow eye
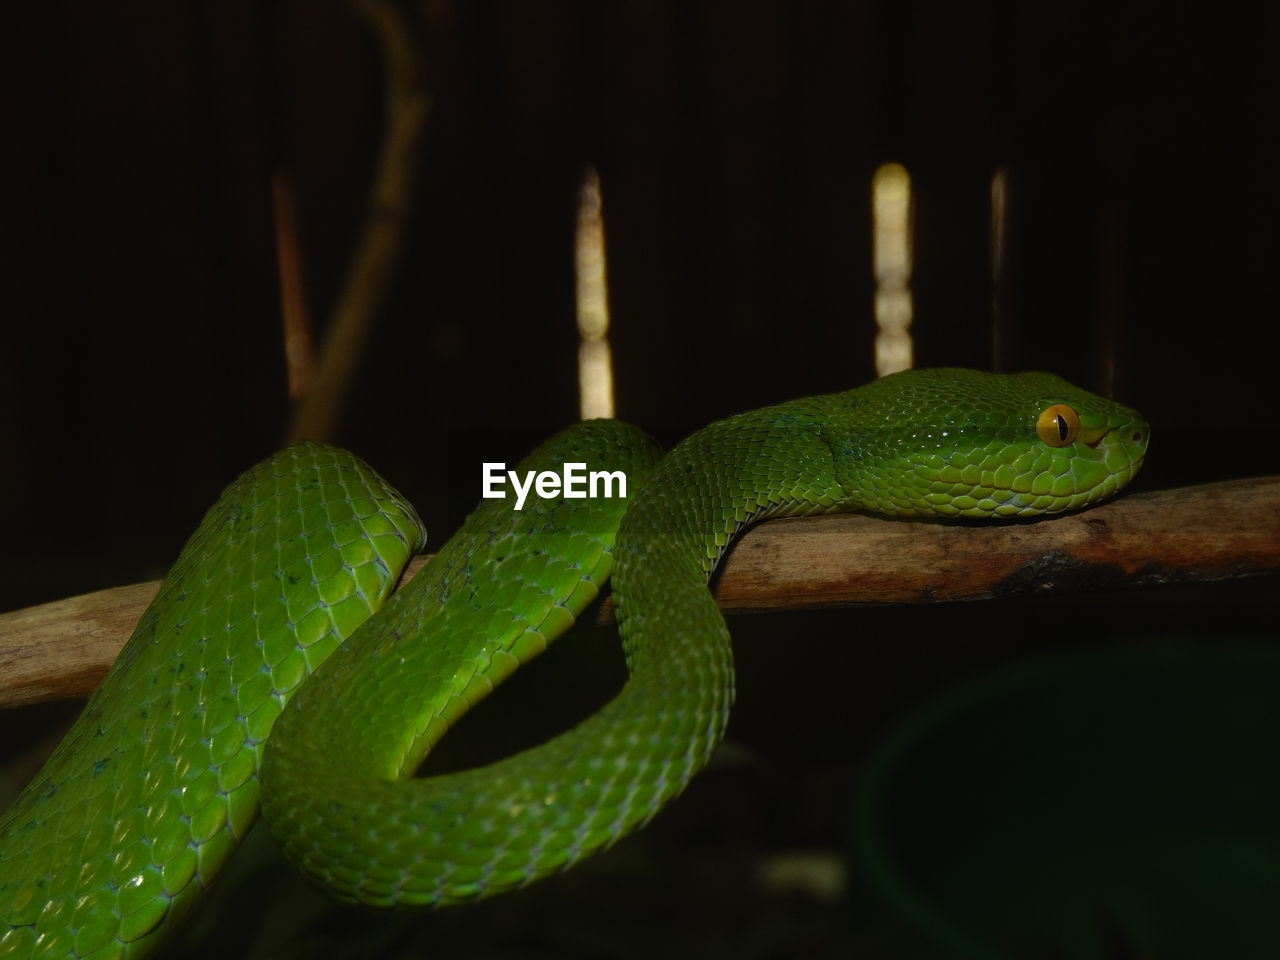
[1036,403,1080,447]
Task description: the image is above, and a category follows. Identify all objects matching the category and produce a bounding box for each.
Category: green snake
[0,369,1149,958]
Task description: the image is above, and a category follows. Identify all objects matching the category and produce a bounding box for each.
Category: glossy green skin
[0,370,1149,957]
[0,445,426,959]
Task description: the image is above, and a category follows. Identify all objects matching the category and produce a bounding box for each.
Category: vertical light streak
[990,164,1010,371]
[272,172,314,399]
[872,163,914,377]
[575,166,614,419]
[990,165,1008,284]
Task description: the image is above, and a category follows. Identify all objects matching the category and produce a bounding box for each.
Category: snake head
[834,368,1150,520]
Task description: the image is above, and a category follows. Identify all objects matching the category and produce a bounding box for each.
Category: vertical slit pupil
[1056,414,1069,441]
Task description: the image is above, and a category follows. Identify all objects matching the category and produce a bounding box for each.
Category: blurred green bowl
[851,643,1280,959]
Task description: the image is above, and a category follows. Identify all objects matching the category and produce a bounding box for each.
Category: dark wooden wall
[2,0,1276,600]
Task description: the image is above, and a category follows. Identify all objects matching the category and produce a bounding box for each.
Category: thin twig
[287,0,432,442]
[273,170,315,399]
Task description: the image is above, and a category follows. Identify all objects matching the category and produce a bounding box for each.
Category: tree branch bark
[1,477,1275,708]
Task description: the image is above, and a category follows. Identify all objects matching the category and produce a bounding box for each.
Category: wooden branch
[1,477,1275,709]
[286,0,431,442]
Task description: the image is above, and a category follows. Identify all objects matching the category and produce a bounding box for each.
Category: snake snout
[1095,417,1150,484]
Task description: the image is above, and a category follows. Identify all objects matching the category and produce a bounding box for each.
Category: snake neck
[611,396,851,669]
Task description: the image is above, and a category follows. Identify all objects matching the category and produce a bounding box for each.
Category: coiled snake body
[0,369,1149,958]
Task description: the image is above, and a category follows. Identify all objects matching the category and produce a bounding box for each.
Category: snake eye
[1035,403,1080,447]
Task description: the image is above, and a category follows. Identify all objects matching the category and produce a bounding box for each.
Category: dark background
[2,1,1277,957]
